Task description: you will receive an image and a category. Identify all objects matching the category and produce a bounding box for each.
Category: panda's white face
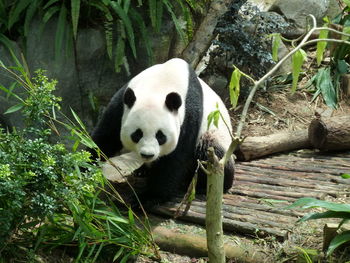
[120,88,182,163]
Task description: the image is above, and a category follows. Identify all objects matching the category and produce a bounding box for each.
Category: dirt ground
[232,79,350,138]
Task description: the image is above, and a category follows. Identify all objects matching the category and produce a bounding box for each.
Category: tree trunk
[235,129,311,161]
[181,0,231,69]
[308,116,350,151]
[205,147,225,263]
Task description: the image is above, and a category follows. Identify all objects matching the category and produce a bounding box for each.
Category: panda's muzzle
[140,153,155,160]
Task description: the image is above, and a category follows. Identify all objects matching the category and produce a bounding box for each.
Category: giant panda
[91,58,234,201]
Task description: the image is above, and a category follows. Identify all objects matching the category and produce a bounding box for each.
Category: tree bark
[205,147,225,263]
[181,0,231,69]
[308,116,350,151]
[235,129,311,161]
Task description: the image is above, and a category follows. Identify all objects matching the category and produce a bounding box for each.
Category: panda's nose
[141,153,154,159]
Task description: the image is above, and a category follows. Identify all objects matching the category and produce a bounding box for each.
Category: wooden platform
[150,151,350,240]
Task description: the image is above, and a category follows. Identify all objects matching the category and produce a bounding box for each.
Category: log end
[309,119,328,149]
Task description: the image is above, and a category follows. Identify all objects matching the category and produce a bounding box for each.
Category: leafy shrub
[210,0,289,79]
[0,0,207,71]
[287,197,350,256]
[0,69,153,261]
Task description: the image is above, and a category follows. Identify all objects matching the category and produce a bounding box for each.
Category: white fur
[199,78,232,151]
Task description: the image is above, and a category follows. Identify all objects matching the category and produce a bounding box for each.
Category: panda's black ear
[124,88,136,108]
[165,92,182,112]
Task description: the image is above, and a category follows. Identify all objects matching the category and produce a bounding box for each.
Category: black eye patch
[156,130,167,145]
[131,128,143,143]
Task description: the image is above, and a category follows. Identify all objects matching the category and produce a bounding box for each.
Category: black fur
[124,88,136,108]
[90,84,128,159]
[165,92,182,112]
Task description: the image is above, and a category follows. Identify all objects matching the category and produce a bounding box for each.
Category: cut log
[235,129,311,161]
[308,116,350,151]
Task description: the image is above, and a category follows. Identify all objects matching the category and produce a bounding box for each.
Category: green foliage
[287,197,350,256]
[207,103,220,129]
[0,0,206,71]
[229,68,241,109]
[291,49,307,93]
[316,27,329,66]
[0,68,153,261]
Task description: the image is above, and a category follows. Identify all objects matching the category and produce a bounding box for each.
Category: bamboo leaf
[229,68,241,108]
[286,197,350,212]
[272,34,281,62]
[109,1,137,58]
[43,0,59,9]
[155,0,164,32]
[327,230,350,255]
[299,211,350,222]
[24,0,39,37]
[4,103,24,114]
[341,173,350,179]
[163,0,186,43]
[43,5,60,23]
[291,49,307,92]
[316,68,337,109]
[316,28,328,66]
[8,0,32,30]
[148,0,157,28]
[129,7,153,63]
[123,0,130,13]
[55,4,67,61]
[114,37,125,72]
[71,0,81,40]
[207,107,220,129]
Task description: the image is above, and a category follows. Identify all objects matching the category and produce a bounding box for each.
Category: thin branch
[235,14,318,137]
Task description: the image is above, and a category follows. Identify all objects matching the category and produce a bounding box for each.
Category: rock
[326,0,343,20]
[269,0,330,28]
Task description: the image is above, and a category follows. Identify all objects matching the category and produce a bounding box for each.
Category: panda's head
[120,88,182,163]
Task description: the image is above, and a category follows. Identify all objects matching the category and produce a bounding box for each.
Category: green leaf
[148,0,157,28]
[207,107,220,129]
[71,0,81,40]
[229,68,241,108]
[291,49,307,92]
[8,0,32,30]
[24,0,39,37]
[272,34,281,62]
[341,173,350,179]
[343,0,350,8]
[128,208,135,225]
[316,68,337,109]
[327,230,350,255]
[114,37,125,73]
[109,1,137,58]
[316,28,328,66]
[43,5,60,23]
[55,4,67,61]
[285,197,350,212]
[163,0,186,43]
[43,0,59,9]
[4,103,24,114]
[336,59,349,74]
[299,211,350,222]
[129,7,153,63]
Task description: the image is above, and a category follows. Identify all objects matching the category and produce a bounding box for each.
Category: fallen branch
[235,129,310,161]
